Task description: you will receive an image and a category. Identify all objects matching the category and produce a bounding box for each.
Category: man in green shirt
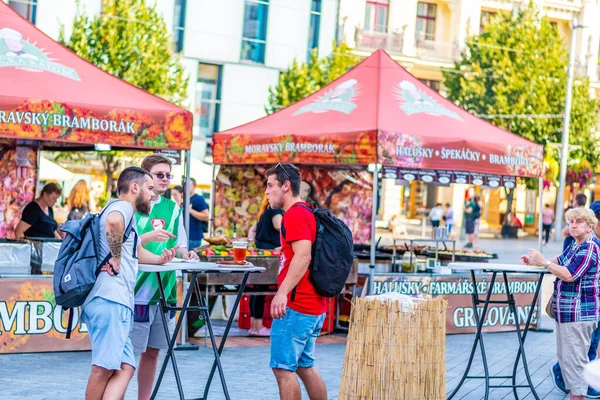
[131,154,199,400]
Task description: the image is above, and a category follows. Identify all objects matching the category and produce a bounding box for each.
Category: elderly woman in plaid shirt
[523,207,600,400]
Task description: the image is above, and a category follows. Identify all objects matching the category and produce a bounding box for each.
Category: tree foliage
[58,0,189,195]
[60,0,188,106]
[266,42,359,114]
[443,6,598,168]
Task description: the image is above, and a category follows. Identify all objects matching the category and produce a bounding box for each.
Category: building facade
[339,0,600,95]
[5,0,339,163]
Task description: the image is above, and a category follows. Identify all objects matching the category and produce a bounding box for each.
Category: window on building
[307,0,322,60]
[364,0,389,33]
[173,0,187,53]
[419,79,440,92]
[9,0,37,24]
[480,11,496,31]
[241,0,270,63]
[416,2,436,41]
[195,64,221,139]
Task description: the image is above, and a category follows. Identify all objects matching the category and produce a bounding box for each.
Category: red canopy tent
[0,2,192,150]
[214,49,542,178]
[213,49,544,293]
[0,3,193,240]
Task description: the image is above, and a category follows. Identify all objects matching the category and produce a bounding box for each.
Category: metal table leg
[447,271,497,400]
[151,271,198,400]
[504,272,543,400]
[201,273,250,400]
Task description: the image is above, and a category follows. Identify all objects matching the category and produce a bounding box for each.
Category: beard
[135,193,151,216]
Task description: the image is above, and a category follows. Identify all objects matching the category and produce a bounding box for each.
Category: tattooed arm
[104,211,125,275]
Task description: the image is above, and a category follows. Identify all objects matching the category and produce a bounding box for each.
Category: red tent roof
[213,50,543,178]
[0,3,191,150]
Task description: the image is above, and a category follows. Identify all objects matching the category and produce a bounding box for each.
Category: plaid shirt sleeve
[564,241,597,282]
[557,246,570,265]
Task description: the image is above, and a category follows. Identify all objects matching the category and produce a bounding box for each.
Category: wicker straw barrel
[339,297,447,400]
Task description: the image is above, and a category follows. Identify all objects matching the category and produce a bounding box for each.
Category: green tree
[266,42,359,114]
[443,5,598,209]
[58,0,189,194]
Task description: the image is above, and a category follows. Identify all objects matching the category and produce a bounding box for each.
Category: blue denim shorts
[83,297,136,370]
[270,307,325,372]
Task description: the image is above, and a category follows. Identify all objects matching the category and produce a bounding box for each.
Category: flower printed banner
[214,165,373,244]
[212,131,377,166]
[0,102,192,150]
[0,147,36,238]
[378,131,544,178]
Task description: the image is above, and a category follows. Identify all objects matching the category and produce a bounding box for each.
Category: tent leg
[183,150,192,240]
[209,164,217,237]
[368,165,379,296]
[175,150,199,351]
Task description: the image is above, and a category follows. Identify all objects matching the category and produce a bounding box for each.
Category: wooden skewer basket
[339,296,447,400]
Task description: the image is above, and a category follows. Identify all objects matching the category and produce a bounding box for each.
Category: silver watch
[545,260,551,267]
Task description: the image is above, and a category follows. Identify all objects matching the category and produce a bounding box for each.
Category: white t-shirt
[83,200,139,312]
[429,206,443,221]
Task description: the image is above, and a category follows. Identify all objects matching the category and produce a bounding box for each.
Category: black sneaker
[550,364,569,395]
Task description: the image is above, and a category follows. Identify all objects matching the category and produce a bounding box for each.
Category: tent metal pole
[209,164,217,236]
[183,150,192,241]
[175,149,199,350]
[368,164,379,295]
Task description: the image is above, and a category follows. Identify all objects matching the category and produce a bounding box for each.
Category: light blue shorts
[83,297,136,371]
[270,307,325,372]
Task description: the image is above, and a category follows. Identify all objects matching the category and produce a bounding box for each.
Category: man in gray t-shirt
[82,167,177,400]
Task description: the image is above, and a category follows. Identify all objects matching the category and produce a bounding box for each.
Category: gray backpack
[53,201,135,338]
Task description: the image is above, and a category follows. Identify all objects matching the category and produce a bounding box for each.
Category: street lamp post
[554,18,585,241]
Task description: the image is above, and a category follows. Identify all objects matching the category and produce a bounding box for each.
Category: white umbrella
[39,157,75,181]
[171,158,213,187]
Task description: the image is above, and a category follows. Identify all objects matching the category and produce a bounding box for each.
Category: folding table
[138,261,266,400]
[446,263,547,400]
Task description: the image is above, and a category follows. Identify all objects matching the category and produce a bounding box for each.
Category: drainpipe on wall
[335,0,342,45]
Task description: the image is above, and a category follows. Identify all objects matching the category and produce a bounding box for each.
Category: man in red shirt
[265,163,327,400]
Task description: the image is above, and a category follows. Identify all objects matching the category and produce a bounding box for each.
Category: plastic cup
[233,240,248,262]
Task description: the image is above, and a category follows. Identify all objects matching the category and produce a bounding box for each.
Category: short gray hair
[565,207,598,228]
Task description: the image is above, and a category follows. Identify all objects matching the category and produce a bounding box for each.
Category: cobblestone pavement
[0,330,573,400]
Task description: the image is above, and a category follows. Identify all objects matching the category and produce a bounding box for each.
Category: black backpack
[281,203,354,298]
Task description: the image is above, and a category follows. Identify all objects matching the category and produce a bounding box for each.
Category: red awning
[213,50,543,178]
[0,3,191,150]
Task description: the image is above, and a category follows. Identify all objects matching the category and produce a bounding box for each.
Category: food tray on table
[214,259,255,268]
[423,249,498,262]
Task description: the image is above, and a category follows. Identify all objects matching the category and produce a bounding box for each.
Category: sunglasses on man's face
[152,173,173,180]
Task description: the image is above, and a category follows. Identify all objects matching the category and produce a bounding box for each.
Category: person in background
[444,203,454,234]
[188,177,209,249]
[473,195,483,247]
[563,194,587,251]
[110,181,119,198]
[266,163,327,400]
[429,203,443,229]
[248,197,283,337]
[547,201,600,398]
[542,203,555,246]
[522,207,600,400]
[170,185,184,208]
[16,182,62,239]
[463,196,479,248]
[66,180,96,221]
